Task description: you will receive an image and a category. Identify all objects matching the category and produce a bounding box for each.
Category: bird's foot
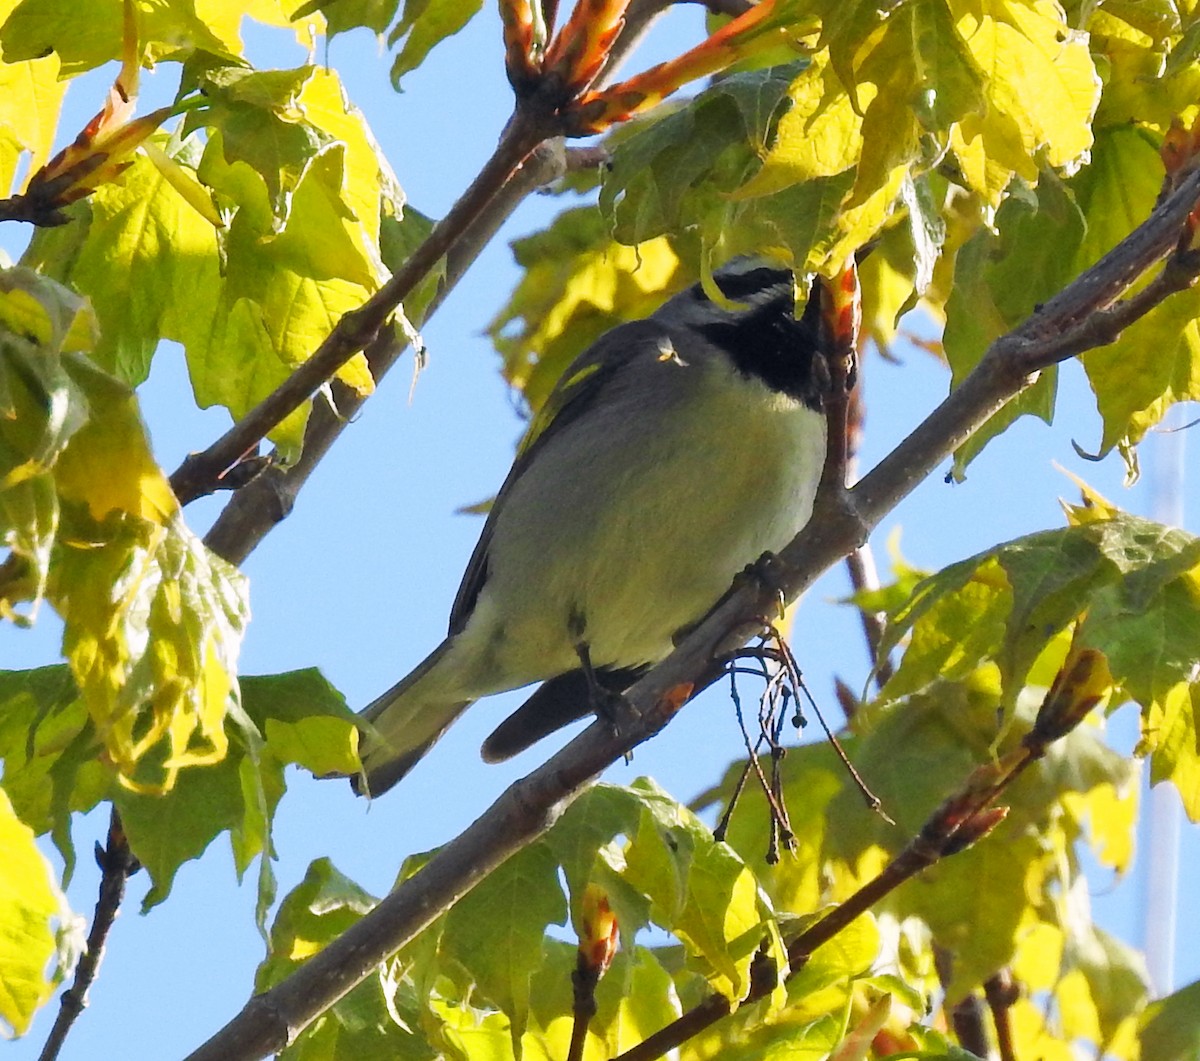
[736,550,790,623]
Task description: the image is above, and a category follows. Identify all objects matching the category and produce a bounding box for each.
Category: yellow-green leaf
[952,0,1099,181]
[0,51,66,198]
[490,209,685,414]
[0,788,73,1037]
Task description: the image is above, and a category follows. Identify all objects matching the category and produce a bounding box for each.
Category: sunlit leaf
[110,668,354,913]
[490,209,686,413]
[442,841,567,1049]
[600,63,803,252]
[23,137,220,386]
[0,666,106,880]
[0,0,245,73]
[0,787,79,1038]
[0,51,67,198]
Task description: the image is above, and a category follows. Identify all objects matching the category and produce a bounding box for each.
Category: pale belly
[454,365,827,695]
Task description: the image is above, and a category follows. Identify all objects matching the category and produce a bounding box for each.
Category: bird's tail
[352,642,474,797]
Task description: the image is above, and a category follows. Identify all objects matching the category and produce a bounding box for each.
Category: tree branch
[183,688,691,1061]
[200,136,578,565]
[181,162,1200,1061]
[169,105,551,508]
[37,810,139,1061]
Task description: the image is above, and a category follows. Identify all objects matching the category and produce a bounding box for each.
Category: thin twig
[170,106,550,507]
[567,956,599,1061]
[37,810,139,1061]
[844,545,894,689]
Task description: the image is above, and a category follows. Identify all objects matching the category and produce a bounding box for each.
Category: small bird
[354,260,827,796]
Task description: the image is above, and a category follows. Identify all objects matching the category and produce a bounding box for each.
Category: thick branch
[183,167,1200,1061]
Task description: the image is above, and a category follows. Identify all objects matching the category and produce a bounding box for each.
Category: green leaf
[0,787,75,1037]
[378,202,440,329]
[258,857,379,991]
[847,0,985,205]
[0,666,107,880]
[1057,924,1149,1053]
[713,1012,844,1061]
[947,0,1099,184]
[441,841,568,1050]
[24,137,222,386]
[944,171,1083,477]
[191,66,334,224]
[293,0,400,37]
[532,945,681,1058]
[785,912,881,1010]
[387,0,484,89]
[1143,680,1200,821]
[489,209,687,413]
[1059,125,1198,459]
[619,779,773,1001]
[876,508,1200,718]
[1139,978,1200,1061]
[0,0,246,74]
[176,64,390,454]
[244,668,359,778]
[261,857,439,1060]
[0,270,249,795]
[51,508,247,792]
[110,668,355,912]
[0,51,67,198]
[113,738,249,911]
[599,63,803,254]
[706,740,845,916]
[901,825,1052,999]
[0,268,96,621]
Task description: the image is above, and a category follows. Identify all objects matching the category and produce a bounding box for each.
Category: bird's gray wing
[446,319,672,634]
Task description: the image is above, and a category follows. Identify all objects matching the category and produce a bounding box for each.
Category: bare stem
[567,957,599,1061]
[37,810,139,1061]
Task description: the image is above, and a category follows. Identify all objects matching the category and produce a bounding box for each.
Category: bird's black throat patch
[696,270,824,411]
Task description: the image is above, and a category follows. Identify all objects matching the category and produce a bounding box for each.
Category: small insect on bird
[354,259,828,796]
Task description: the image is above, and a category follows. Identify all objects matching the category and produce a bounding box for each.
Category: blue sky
[2,7,1197,1058]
